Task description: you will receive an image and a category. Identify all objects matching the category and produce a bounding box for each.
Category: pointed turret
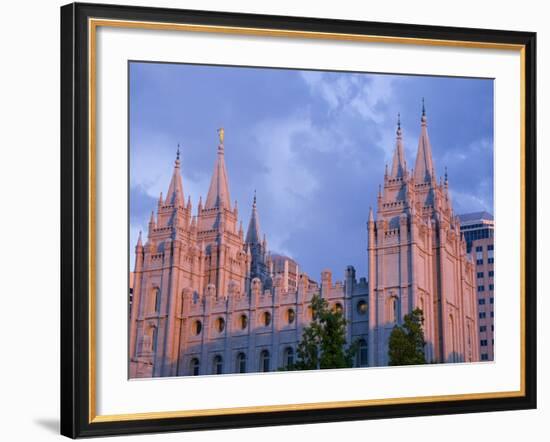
[244,191,270,284]
[245,191,261,245]
[165,145,185,207]
[205,128,231,209]
[136,230,143,248]
[238,220,244,239]
[147,211,156,238]
[391,113,406,178]
[368,206,374,223]
[414,98,435,183]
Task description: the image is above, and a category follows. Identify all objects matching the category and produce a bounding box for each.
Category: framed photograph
[60,2,537,438]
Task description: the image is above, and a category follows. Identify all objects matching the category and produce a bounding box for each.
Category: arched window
[260,350,270,372]
[215,317,225,333]
[357,300,367,315]
[357,339,368,367]
[307,305,313,320]
[193,320,202,335]
[287,309,295,324]
[334,303,343,314]
[190,358,200,376]
[152,288,161,313]
[236,352,247,373]
[213,355,223,375]
[240,314,248,330]
[262,311,272,327]
[284,347,294,368]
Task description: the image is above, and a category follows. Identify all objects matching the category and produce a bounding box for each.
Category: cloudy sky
[129,62,493,281]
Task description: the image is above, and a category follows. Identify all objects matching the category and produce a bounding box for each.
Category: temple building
[129,104,480,378]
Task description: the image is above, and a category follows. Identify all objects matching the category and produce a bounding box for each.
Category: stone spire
[165,144,185,207]
[391,113,406,178]
[205,128,231,209]
[245,191,261,245]
[414,98,435,183]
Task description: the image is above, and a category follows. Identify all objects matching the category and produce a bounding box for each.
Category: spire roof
[205,129,231,209]
[165,144,185,207]
[245,191,261,245]
[390,113,406,178]
[414,99,435,183]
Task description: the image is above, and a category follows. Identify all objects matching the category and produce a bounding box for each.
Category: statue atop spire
[217,127,225,153]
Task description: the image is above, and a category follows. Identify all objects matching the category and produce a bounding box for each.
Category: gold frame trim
[88,18,527,424]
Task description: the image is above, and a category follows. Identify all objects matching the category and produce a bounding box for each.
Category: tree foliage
[388,307,427,366]
[291,294,357,370]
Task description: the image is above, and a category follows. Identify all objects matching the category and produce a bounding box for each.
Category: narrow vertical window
[151,326,158,353]
[260,350,270,372]
[236,352,247,373]
[190,358,200,376]
[357,339,368,367]
[213,355,223,375]
[152,288,161,313]
[284,347,294,368]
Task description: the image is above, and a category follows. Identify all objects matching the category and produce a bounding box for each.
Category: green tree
[290,294,357,370]
[388,307,427,366]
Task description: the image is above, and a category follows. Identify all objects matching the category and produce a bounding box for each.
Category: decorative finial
[253,189,257,207]
[217,127,225,144]
[176,143,180,161]
[444,166,448,183]
[397,112,401,129]
[422,97,426,116]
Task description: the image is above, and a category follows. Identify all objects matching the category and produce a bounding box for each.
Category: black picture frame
[60,2,537,438]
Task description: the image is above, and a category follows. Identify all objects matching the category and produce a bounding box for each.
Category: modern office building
[458,212,495,361]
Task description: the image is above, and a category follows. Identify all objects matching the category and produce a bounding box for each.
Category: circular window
[357,300,367,315]
[287,309,295,324]
[263,311,272,327]
[240,314,248,330]
[194,320,202,335]
[216,317,225,333]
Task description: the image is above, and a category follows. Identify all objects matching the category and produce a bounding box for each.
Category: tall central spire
[165,144,185,207]
[245,191,261,245]
[414,98,435,183]
[205,128,231,209]
[390,113,406,178]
